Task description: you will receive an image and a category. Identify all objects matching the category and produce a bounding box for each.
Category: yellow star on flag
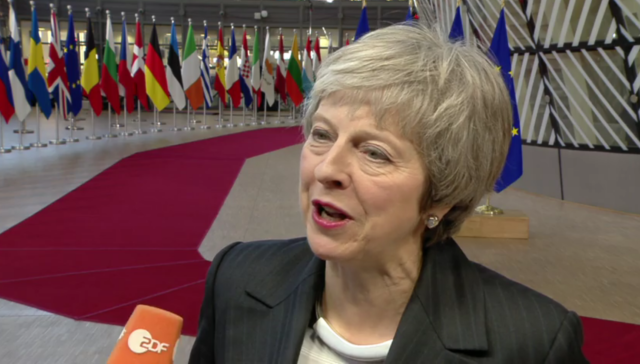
[509,70,513,77]
[512,127,519,137]
[496,66,501,72]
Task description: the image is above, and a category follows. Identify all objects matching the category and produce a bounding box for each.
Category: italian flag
[286,32,304,107]
[251,27,261,107]
[100,12,120,115]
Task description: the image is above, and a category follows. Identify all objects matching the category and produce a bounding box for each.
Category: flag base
[49,139,67,145]
[200,125,212,130]
[475,204,504,216]
[30,142,48,148]
[150,128,163,133]
[119,131,134,137]
[12,144,30,150]
[13,129,34,134]
[111,123,125,128]
[150,121,167,126]
[259,121,271,125]
[62,137,80,143]
[86,135,103,140]
[183,126,196,131]
[0,147,12,153]
[170,127,182,132]
[103,133,119,138]
[133,129,148,135]
[65,125,85,131]
[190,119,202,124]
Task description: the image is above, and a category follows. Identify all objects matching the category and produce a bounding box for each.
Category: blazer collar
[245,237,487,354]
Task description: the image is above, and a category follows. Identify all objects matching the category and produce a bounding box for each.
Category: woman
[189,22,588,364]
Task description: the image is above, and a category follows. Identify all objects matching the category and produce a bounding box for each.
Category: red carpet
[0,126,638,362]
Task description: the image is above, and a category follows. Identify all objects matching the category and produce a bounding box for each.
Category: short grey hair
[302,22,513,245]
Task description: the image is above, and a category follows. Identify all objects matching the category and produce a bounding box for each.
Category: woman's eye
[311,129,332,142]
[364,147,390,161]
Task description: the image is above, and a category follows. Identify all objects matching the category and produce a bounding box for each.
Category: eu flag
[355,0,370,41]
[449,3,464,41]
[65,12,82,117]
[490,8,523,193]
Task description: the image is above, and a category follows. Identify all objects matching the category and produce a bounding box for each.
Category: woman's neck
[321,246,423,345]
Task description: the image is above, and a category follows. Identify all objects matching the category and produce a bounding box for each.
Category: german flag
[81,14,102,116]
[145,23,170,111]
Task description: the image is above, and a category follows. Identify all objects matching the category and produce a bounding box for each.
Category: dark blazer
[189,237,589,363]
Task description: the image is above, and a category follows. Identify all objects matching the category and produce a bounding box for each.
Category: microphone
[107,305,183,364]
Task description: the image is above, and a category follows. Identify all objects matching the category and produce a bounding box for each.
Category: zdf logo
[127,329,170,354]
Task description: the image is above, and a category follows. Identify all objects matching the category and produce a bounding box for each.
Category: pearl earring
[426,215,439,229]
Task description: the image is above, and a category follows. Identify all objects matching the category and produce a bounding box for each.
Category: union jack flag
[47,8,70,120]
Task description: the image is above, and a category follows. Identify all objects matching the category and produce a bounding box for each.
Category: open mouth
[313,200,351,222]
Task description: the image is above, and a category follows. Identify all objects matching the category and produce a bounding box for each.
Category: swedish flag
[27,6,52,119]
[490,7,523,192]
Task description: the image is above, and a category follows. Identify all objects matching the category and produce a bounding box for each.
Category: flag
[275,32,287,103]
[0,39,15,122]
[182,23,204,110]
[118,18,135,114]
[101,13,120,114]
[346,37,350,46]
[355,0,370,41]
[213,26,226,107]
[8,2,31,121]
[48,8,70,119]
[226,27,242,108]
[261,29,277,107]
[81,12,101,116]
[313,34,322,80]
[145,23,171,111]
[202,25,214,108]
[302,35,314,94]
[65,13,82,117]
[286,32,304,107]
[27,7,51,119]
[405,0,418,21]
[450,1,464,41]
[491,7,523,193]
[132,17,149,111]
[240,29,253,108]
[166,20,186,110]
[251,27,261,106]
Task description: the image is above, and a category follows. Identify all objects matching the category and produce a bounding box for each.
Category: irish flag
[100,11,120,115]
[286,32,304,107]
[182,23,204,110]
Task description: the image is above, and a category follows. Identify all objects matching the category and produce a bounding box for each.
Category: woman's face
[299,94,428,264]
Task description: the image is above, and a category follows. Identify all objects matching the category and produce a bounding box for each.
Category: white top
[297,301,391,364]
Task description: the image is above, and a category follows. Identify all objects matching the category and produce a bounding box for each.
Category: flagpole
[0,117,9,153]
[120,13,134,136]
[50,86,66,144]
[151,105,162,132]
[185,102,194,131]
[136,100,147,134]
[217,100,222,128]
[86,109,101,140]
[30,108,45,147]
[171,103,179,131]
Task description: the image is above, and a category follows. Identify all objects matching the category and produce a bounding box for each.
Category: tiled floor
[1,110,639,363]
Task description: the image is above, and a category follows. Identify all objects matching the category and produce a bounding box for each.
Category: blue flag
[27,7,52,119]
[490,8,523,193]
[449,4,464,41]
[355,1,370,41]
[65,13,82,117]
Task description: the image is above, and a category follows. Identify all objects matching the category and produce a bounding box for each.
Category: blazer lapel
[386,238,488,363]
[244,242,325,364]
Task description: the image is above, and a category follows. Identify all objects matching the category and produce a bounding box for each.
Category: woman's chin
[306,231,352,261]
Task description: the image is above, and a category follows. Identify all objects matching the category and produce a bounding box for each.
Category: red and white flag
[132,16,149,110]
